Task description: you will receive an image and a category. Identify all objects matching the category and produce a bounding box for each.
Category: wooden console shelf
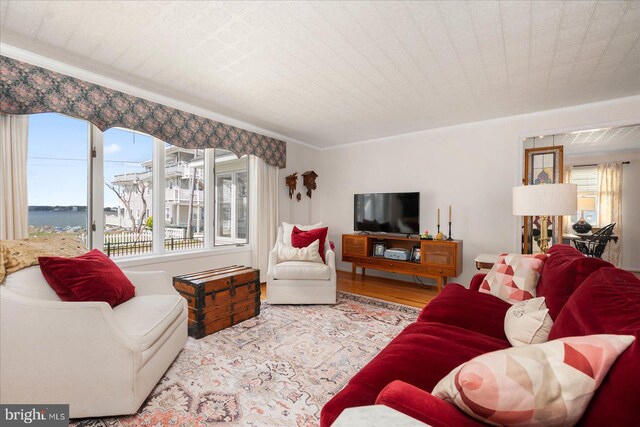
[342,233,463,292]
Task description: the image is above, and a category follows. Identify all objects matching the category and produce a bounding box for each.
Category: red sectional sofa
[320,245,640,427]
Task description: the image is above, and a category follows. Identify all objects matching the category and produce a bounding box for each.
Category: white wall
[303,96,640,286]
[278,141,321,226]
[566,150,640,271]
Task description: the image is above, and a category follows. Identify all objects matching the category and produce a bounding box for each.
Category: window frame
[30,116,249,260]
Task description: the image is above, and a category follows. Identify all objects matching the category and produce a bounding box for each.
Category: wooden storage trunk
[173,265,260,339]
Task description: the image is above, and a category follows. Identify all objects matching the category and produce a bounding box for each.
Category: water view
[29,209,88,229]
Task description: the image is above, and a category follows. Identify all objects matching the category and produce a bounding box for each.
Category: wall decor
[302,170,318,198]
[523,146,564,254]
[373,241,387,257]
[0,55,286,167]
[285,172,298,199]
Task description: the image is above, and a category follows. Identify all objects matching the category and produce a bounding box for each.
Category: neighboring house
[106,146,247,242]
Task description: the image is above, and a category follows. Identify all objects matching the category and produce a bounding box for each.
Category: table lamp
[572,197,596,234]
[513,183,577,253]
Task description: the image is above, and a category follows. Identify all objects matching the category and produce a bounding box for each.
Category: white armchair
[0,266,187,418]
[266,226,337,304]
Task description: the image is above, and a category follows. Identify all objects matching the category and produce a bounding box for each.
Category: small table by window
[475,254,500,270]
[563,233,618,245]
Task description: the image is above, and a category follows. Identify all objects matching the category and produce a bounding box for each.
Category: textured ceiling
[1,1,639,147]
[525,124,640,154]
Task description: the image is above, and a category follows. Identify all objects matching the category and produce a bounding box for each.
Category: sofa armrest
[469,273,487,291]
[326,248,336,271]
[124,270,177,296]
[375,381,485,427]
[266,244,279,281]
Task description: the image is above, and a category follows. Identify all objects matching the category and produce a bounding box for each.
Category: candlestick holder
[446,222,453,241]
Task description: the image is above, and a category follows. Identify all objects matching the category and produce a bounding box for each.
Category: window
[569,166,598,226]
[27,113,89,243]
[214,149,249,245]
[103,128,154,257]
[26,113,250,258]
[164,146,205,252]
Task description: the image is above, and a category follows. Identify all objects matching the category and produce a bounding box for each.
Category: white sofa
[266,226,336,304]
[0,266,187,418]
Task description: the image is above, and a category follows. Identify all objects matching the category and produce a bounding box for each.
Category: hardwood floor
[260,270,440,308]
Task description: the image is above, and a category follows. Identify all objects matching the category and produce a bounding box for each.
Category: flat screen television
[354,192,420,234]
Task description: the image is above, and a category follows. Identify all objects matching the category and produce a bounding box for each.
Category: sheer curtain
[597,163,623,266]
[249,156,279,282]
[0,114,29,240]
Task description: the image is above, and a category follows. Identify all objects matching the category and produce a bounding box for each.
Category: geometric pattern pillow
[433,334,635,427]
[479,253,547,304]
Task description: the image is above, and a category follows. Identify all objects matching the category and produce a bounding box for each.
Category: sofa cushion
[320,321,510,427]
[2,265,61,301]
[39,249,135,307]
[292,226,328,263]
[537,244,612,319]
[504,297,553,347]
[282,222,323,246]
[0,236,87,283]
[113,295,184,351]
[277,240,323,263]
[549,267,640,427]
[418,284,511,341]
[273,261,331,280]
[478,253,547,304]
[433,334,635,427]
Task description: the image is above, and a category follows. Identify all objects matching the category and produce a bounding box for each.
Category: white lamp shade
[577,197,596,211]
[513,184,578,216]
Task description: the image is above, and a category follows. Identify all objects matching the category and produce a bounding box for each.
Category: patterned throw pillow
[0,236,87,283]
[479,253,547,304]
[433,334,635,427]
[504,297,553,347]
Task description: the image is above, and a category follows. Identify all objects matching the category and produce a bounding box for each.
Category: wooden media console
[342,233,463,291]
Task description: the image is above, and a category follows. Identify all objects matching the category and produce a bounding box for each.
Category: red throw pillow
[291,226,328,263]
[39,249,135,307]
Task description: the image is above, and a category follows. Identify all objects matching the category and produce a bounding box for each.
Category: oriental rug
[73,292,419,427]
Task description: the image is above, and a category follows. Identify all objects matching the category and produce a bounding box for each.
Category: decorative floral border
[0,56,286,168]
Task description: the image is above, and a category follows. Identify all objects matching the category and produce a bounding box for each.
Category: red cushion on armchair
[39,249,135,307]
[291,226,328,262]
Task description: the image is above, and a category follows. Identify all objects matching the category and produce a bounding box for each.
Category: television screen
[354,192,420,234]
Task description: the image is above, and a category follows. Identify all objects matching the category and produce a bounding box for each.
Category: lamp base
[572,220,592,235]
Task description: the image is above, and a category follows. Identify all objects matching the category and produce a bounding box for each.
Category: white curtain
[597,163,623,266]
[249,155,279,282]
[0,114,29,240]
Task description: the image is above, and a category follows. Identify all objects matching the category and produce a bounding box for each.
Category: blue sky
[28,113,152,207]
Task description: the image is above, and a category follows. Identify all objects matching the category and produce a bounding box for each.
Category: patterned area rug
[73,292,419,427]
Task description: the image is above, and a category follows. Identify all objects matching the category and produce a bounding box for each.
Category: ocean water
[29,210,88,228]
